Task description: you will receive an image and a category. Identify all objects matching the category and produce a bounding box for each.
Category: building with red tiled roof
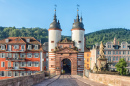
[0,37,46,80]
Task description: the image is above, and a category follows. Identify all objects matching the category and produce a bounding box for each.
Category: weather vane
[77,4,80,11]
[54,4,57,11]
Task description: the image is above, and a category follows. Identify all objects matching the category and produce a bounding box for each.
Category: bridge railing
[44,71,56,78]
[0,71,45,86]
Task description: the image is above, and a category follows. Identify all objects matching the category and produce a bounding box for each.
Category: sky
[0,0,130,36]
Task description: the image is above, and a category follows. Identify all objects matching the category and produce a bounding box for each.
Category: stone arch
[61,58,72,74]
[55,53,78,75]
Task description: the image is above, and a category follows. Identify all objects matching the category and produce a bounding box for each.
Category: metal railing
[6,57,25,61]
[6,67,25,70]
[6,49,25,52]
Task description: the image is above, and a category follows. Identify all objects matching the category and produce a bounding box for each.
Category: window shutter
[17,53,19,58]
[38,45,40,49]
[13,53,15,58]
[24,62,26,67]
[0,71,1,76]
[8,62,11,67]
[4,45,6,50]
[31,53,32,58]
[34,53,36,58]
[32,62,34,67]
[1,62,4,67]
[26,45,28,49]
[10,71,12,77]
[7,53,8,57]
[24,53,26,58]
[27,53,29,58]
[5,71,7,77]
[31,45,32,49]
[38,62,39,67]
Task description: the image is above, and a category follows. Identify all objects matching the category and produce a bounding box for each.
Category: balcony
[6,57,25,61]
[6,67,25,70]
[6,49,26,52]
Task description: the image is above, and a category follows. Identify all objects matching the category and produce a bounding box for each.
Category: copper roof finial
[76,4,80,22]
[53,4,57,21]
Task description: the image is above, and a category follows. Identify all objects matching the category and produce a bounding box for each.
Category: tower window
[51,41,54,43]
[78,41,81,43]
[51,49,54,51]
[69,45,72,48]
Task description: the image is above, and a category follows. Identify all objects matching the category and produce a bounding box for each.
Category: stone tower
[48,9,62,73]
[71,9,85,73]
[71,9,85,52]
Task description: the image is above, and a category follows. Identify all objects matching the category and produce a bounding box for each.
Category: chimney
[113,37,116,45]
[118,41,119,45]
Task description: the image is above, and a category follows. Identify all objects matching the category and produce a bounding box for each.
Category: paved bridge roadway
[33,74,107,86]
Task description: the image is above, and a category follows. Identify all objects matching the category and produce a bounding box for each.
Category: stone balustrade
[86,72,130,86]
[0,72,45,86]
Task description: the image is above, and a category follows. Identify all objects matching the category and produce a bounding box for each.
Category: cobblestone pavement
[48,74,90,86]
[33,74,107,86]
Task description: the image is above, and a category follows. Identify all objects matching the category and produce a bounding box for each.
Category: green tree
[115,58,127,75]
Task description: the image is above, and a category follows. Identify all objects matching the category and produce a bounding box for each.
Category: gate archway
[61,58,71,74]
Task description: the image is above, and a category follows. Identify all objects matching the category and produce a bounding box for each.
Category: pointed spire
[53,5,57,21]
[58,20,59,24]
[80,12,83,22]
[76,4,79,22]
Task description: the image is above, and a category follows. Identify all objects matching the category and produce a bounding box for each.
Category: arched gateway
[61,58,71,74]
[48,8,85,75]
[55,39,78,75]
[49,38,84,75]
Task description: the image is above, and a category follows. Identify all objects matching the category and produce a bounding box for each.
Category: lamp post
[90,57,92,70]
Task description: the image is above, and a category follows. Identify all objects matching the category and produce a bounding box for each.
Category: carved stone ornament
[93,63,98,72]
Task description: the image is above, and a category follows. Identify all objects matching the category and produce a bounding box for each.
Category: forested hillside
[85,28,130,48]
[0,27,130,48]
[0,27,48,43]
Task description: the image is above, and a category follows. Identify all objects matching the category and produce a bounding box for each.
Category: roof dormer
[26,38,30,42]
[5,39,9,43]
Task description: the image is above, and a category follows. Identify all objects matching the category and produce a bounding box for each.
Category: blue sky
[0,0,130,36]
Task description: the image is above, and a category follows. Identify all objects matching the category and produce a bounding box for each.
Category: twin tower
[48,10,85,52]
[48,9,85,74]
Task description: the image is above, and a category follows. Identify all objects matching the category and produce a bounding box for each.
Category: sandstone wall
[0,72,45,86]
[89,73,130,86]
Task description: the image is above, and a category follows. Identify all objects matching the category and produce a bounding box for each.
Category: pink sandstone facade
[48,9,85,75]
